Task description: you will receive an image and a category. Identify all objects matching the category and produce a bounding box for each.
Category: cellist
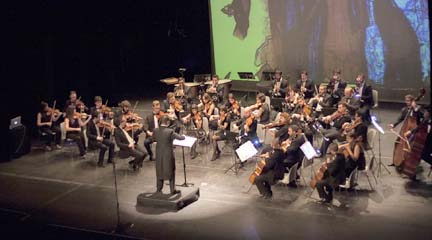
[388,94,423,131]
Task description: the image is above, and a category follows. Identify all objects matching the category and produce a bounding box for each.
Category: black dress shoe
[170,190,181,195]
[97,162,105,168]
[191,151,198,159]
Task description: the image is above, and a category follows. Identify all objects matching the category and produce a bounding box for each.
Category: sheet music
[235,141,258,162]
[300,141,317,160]
[173,135,197,148]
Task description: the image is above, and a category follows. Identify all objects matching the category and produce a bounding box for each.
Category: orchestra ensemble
[36,70,431,202]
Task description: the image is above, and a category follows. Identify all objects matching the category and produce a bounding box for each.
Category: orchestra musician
[87,111,115,167]
[235,108,258,146]
[64,90,87,113]
[269,70,288,97]
[153,115,185,195]
[254,144,286,200]
[64,106,90,158]
[247,92,270,124]
[206,74,224,103]
[174,77,190,106]
[308,84,333,117]
[340,86,361,115]
[315,143,346,203]
[319,103,352,156]
[295,70,315,100]
[210,106,231,161]
[37,101,62,150]
[327,69,347,104]
[119,100,143,143]
[282,86,299,113]
[282,125,306,170]
[340,132,366,177]
[260,113,291,158]
[179,104,201,159]
[225,93,241,121]
[409,106,432,180]
[143,100,163,161]
[388,94,423,130]
[114,117,147,171]
[354,74,374,121]
[200,93,216,119]
[89,96,111,120]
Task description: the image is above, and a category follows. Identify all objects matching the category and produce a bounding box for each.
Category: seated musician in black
[319,103,352,156]
[37,101,62,151]
[143,100,162,161]
[89,96,105,119]
[282,86,299,113]
[210,106,231,161]
[174,77,190,106]
[235,108,258,146]
[206,74,224,104]
[253,92,270,124]
[269,70,288,98]
[342,132,366,177]
[254,146,286,200]
[225,93,241,121]
[283,125,306,170]
[295,70,315,100]
[87,111,115,167]
[316,143,346,203]
[340,87,361,115]
[308,84,333,118]
[327,69,347,104]
[354,74,374,122]
[64,106,89,158]
[119,100,143,143]
[114,117,147,171]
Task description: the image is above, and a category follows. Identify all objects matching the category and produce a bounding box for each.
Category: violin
[228,100,240,114]
[124,112,143,121]
[194,112,202,129]
[155,111,166,120]
[174,100,183,112]
[262,117,287,129]
[341,118,362,136]
[124,122,143,132]
[73,112,89,119]
[97,120,116,131]
[302,104,312,116]
[46,107,62,116]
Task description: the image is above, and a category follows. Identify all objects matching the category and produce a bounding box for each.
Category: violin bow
[389,128,411,151]
[100,99,110,137]
[50,100,57,122]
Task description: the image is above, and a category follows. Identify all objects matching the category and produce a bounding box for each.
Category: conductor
[154,115,185,195]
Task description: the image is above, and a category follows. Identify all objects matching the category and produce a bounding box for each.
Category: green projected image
[210,0,268,80]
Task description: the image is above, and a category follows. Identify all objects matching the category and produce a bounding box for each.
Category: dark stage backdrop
[4,1,212,142]
[210,0,431,102]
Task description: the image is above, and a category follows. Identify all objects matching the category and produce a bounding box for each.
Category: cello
[392,88,426,168]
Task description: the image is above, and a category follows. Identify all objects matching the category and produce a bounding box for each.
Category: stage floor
[1,103,432,239]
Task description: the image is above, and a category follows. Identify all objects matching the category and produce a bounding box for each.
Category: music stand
[225,140,258,175]
[238,72,255,80]
[371,115,391,177]
[173,135,197,187]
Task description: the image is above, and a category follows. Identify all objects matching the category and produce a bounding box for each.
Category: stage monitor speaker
[8,125,30,160]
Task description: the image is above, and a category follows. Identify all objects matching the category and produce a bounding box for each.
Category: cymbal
[160,77,179,85]
[204,79,232,85]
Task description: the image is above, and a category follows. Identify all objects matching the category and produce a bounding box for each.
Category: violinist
[64,106,89,158]
[200,93,215,119]
[295,70,314,100]
[327,69,347,104]
[119,100,143,142]
[182,104,204,131]
[319,103,352,156]
[315,143,346,203]
[90,96,112,120]
[281,86,299,113]
[64,90,87,113]
[388,94,423,131]
[37,101,62,150]
[163,92,183,119]
[340,86,360,115]
[342,110,368,145]
[269,70,288,98]
[87,111,115,167]
[291,96,313,124]
[282,125,306,170]
[143,100,163,161]
[308,84,333,117]
[174,77,190,105]
[340,132,366,177]
[114,117,147,171]
[225,93,241,121]
[247,92,270,124]
[235,108,258,146]
[210,106,231,161]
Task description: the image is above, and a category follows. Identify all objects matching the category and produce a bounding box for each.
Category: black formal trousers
[123,145,147,165]
[40,125,61,145]
[255,170,275,197]
[66,131,86,155]
[316,178,334,201]
[89,138,115,164]
[157,175,175,193]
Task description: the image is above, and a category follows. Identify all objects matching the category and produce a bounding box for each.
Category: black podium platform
[136,187,200,211]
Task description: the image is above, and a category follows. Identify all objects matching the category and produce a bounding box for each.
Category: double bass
[392,88,426,168]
